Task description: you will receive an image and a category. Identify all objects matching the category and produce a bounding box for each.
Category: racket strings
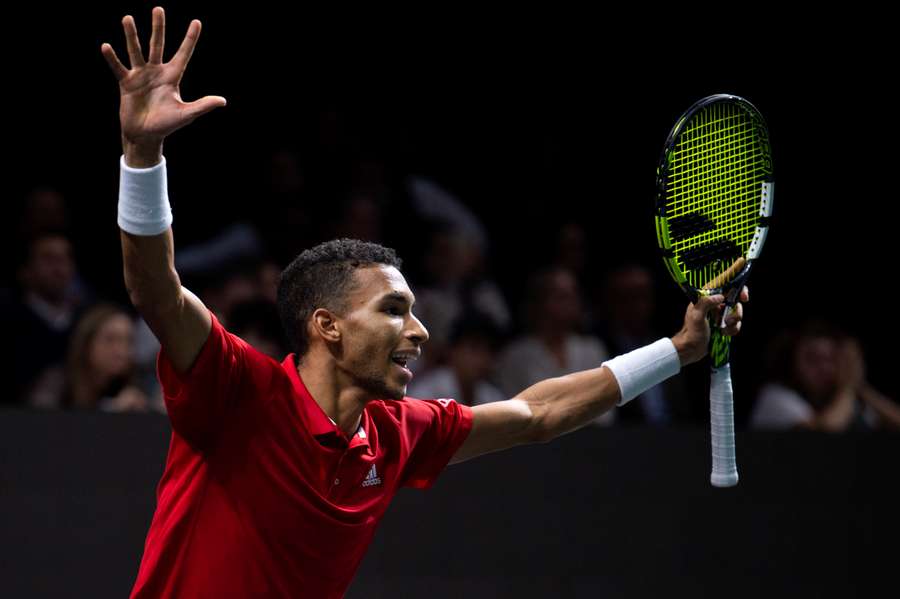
[665,102,766,289]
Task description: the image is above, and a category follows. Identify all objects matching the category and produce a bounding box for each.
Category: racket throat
[708,321,732,369]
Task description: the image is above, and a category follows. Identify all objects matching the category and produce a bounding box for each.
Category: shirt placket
[328,450,348,498]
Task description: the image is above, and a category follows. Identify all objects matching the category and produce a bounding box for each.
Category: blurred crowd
[4,145,898,433]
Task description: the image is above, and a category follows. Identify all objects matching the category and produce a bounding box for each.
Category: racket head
[655,94,773,302]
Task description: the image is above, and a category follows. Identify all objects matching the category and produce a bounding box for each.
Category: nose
[407,312,429,345]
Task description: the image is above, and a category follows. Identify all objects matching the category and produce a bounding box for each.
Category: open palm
[101,7,225,146]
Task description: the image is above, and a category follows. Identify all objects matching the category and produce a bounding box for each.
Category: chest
[210,408,405,522]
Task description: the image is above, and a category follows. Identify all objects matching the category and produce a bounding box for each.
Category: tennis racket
[655,94,773,487]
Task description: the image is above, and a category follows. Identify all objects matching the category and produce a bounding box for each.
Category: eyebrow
[380,292,416,306]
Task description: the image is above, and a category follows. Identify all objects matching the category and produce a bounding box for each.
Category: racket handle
[710,363,739,487]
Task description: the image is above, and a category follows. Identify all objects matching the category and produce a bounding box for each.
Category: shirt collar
[282,353,372,452]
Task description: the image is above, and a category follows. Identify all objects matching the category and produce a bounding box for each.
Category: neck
[296,354,366,437]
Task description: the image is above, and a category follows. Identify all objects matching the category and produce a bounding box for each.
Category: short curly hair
[277,238,402,356]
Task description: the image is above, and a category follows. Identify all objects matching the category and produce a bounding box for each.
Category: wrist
[602,338,681,406]
[122,137,164,168]
[118,154,172,236]
[670,333,691,367]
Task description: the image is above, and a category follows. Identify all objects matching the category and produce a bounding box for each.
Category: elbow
[528,404,557,445]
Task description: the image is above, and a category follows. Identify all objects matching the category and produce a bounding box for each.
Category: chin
[358,375,405,401]
[385,384,407,400]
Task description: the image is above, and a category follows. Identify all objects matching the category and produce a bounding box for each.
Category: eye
[386,306,404,316]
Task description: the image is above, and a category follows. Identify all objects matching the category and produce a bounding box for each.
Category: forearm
[518,366,621,443]
[521,337,682,442]
[810,389,856,432]
[120,228,182,312]
[859,384,900,430]
[118,139,180,312]
[116,151,211,373]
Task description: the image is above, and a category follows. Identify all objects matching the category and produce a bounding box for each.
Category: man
[751,323,900,431]
[495,267,611,426]
[6,231,85,406]
[408,311,506,407]
[102,8,747,598]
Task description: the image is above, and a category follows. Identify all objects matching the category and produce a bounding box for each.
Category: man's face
[450,336,495,385]
[541,270,582,330]
[24,236,75,303]
[605,267,655,335]
[793,336,840,405]
[333,265,429,400]
[89,313,134,382]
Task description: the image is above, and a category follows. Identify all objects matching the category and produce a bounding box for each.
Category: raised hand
[101,6,226,166]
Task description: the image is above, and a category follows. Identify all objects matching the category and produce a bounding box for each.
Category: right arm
[120,225,209,373]
[103,7,226,372]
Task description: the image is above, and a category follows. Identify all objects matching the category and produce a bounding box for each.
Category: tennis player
[103,8,748,598]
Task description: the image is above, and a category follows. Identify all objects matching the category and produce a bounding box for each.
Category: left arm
[450,290,747,464]
[449,366,620,464]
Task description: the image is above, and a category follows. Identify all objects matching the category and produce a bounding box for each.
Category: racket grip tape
[710,363,739,487]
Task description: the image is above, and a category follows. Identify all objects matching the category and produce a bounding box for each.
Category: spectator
[406,177,511,371]
[594,264,686,426]
[495,267,612,425]
[257,148,316,265]
[331,191,384,243]
[62,304,148,412]
[412,224,511,372]
[6,232,88,406]
[751,323,900,431]
[17,186,69,242]
[408,312,506,407]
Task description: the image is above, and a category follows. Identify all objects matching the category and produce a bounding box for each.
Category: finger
[171,19,202,73]
[122,15,146,68]
[148,6,166,64]
[723,302,744,335]
[740,285,749,303]
[724,302,743,326]
[725,320,743,337]
[697,294,725,317]
[100,43,129,81]
[181,95,228,122]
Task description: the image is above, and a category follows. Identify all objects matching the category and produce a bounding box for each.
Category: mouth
[390,353,417,382]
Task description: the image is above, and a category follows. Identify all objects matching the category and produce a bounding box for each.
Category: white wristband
[602,338,681,406]
[118,155,172,236]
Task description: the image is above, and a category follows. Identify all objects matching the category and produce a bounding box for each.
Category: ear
[310,308,342,344]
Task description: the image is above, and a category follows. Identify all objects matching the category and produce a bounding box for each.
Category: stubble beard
[355,363,404,401]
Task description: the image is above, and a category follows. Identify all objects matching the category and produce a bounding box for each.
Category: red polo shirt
[129,312,473,599]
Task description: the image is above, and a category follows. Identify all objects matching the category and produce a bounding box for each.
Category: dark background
[10,5,895,404]
[4,5,897,597]
[1,413,895,598]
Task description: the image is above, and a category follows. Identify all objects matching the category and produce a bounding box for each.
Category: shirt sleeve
[398,398,474,490]
[750,383,814,430]
[156,310,270,448]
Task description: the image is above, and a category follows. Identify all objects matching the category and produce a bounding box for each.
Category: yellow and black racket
[655,94,773,487]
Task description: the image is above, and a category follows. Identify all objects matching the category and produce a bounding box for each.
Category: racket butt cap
[711,472,739,487]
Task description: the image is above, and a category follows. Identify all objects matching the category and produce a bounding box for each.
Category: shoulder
[756,382,807,406]
[209,313,287,389]
[570,334,608,356]
[372,396,462,420]
[499,336,542,359]
[407,367,456,398]
[751,383,813,429]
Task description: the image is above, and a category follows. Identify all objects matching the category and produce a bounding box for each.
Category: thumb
[183,95,227,121]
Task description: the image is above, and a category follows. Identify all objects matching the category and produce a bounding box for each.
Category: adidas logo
[361,464,382,488]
